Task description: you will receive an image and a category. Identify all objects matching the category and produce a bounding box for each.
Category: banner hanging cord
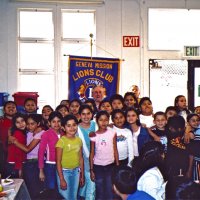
[64,34,125,61]
[94,44,125,61]
[63,44,89,57]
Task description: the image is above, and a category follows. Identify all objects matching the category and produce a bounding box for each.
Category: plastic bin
[12,92,39,106]
[16,105,25,113]
[0,107,3,116]
[0,92,9,106]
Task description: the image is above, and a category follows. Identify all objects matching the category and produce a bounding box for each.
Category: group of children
[0,91,200,200]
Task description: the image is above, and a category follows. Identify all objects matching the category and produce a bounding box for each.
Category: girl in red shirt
[6,113,27,178]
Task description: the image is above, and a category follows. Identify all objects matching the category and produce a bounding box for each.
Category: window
[148,9,200,50]
[18,8,95,111]
[61,10,96,102]
[61,9,96,69]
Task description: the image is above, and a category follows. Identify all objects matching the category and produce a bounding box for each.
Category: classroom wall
[0,0,200,102]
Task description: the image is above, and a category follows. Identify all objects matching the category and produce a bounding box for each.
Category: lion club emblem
[77,78,106,102]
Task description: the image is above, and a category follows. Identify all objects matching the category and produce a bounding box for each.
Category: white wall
[0,0,9,92]
[1,0,200,102]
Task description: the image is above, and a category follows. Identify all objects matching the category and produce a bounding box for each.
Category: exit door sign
[123,36,140,47]
[184,46,200,56]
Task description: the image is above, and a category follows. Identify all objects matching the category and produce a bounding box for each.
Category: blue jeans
[23,160,44,199]
[57,167,80,200]
[78,170,95,200]
[94,164,114,200]
[44,163,57,189]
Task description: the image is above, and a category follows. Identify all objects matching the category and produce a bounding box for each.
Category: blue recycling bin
[0,92,9,107]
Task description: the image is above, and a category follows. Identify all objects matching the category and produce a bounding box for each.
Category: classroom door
[188,60,200,110]
[149,59,188,112]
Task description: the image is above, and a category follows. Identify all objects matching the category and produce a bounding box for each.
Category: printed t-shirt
[90,129,116,166]
[111,126,134,163]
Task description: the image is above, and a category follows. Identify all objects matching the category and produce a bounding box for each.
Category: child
[125,107,150,157]
[12,114,45,199]
[60,99,70,108]
[89,110,119,200]
[194,105,200,118]
[165,115,190,178]
[184,113,200,143]
[99,100,113,124]
[41,105,54,130]
[130,84,141,103]
[23,98,38,114]
[165,106,177,120]
[0,101,17,177]
[55,104,69,117]
[131,141,166,200]
[166,176,200,199]
[77,105,96,200]
[69,99,82,121]
[110,94,124,110]
[186,114,200,181]
[148,111,168,152]
[56,114,84,200]
[42,105,54,120]
[85,99,98,115]
[38,111,63,198]
[139,97,154,128]
[124,92,139,110]
[99,100,112,115]
[6,113,27,178]
[110,109,134,166]
[112,166,155,200]
[174,95,190,121]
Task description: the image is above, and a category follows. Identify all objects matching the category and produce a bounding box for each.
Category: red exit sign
[123,36,140,47]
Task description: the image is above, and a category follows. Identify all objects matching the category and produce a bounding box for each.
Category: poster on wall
[68,55,120,102]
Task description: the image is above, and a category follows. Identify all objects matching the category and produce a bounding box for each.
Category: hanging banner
[68,55,120,102]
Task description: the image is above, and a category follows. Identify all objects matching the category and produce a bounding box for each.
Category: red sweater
[0,116,12,153]
[7,130,26,170]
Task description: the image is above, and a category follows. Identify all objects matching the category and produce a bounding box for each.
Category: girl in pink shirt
[89,110,119,200]
[38,111,63,198]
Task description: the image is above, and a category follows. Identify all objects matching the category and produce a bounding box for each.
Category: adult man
[92,85,105,109]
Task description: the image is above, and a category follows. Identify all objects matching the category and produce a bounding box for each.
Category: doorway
[188,60,200,111]
[149,59,188,112]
